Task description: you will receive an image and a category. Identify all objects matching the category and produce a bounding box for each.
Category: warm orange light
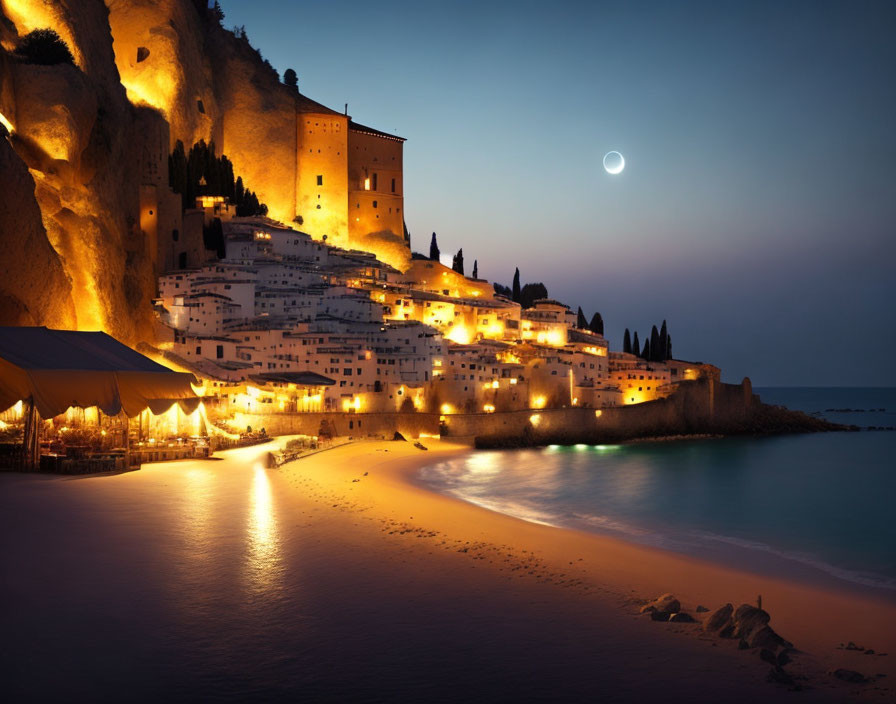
[483,404,495,413]
[440,403,454,414]
[532,395,546,409]
[529,413,542,426]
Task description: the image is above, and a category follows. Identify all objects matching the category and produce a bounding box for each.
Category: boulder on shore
[640,593,681,618]
[703,603,734,634]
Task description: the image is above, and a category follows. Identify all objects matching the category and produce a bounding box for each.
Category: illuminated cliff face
[106,0,217,148]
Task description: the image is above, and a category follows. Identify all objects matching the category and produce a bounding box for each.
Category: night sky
[220,0,895,386]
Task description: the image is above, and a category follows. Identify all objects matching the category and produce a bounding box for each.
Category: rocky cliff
[0,0,312,343]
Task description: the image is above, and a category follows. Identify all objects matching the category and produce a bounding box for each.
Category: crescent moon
[603,151,625,175]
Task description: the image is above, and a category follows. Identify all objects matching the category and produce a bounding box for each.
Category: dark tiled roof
[296,92,344,117]
[249,372,336,386]
[349,120,405,142]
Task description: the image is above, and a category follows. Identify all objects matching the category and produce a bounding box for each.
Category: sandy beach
[2,437,894,702]
[278,437,896,701]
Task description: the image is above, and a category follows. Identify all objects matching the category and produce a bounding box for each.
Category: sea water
[420,388,896,596]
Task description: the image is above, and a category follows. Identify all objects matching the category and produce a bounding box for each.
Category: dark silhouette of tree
[202,217,226,259]
[512,268,521,303]
[283,68,298,89]
[623,328,632,354]
[632,331,640,358]
[577,307,588,329]
[429,232,440,261]
[520,283,548,309]
[211,1,225,23]
[452,249,464,275]
[589,312,604,335]
[169,139,267,215]
[15,29,75,66]
[642,338,651,360]
[667,334,672,360]
[403,220,411,246]
[494,283,512,298]
[472,260,478,279]
[659,320,669,362]
[650,325,660,362]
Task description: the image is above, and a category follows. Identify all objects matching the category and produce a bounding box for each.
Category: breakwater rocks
[470,379,848,449]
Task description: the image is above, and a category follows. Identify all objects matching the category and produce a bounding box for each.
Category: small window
[317,175,323,186]
[391,178,396,193]
[216,345,224,359]
[172,229,179,242]
[372,173,378,190]
[372,200,377,208]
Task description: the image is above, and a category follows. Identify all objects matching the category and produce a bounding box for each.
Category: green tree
[512,268,521,303]
[623,328,632,354]
[472,260,478,279]
[660,320,669,360]
[632,331,640,357]
[589,312,604,335]
[494,283,512,298]
[642,337,651,360]
[650,325,660,362]
[15,29,75,66]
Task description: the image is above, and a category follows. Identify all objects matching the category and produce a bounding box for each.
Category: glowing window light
[440,403,454,414]
[594,409,603,418]
[531,395,546,409]
[529,413,542,426]
[491,380,499,389]
[483,404,495,413]
[364,178,371,190]
[509,378,518,385]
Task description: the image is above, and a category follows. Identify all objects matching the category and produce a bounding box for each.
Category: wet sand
[1,437,893,702]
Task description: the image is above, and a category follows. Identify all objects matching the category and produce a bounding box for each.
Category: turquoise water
[420,388,896,596]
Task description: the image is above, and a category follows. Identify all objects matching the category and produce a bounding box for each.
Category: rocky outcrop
[1,0,162,342]
[0,136,75,327]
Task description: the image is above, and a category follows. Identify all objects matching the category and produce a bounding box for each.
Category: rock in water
[669,612,696,623]
[703,603,734,634]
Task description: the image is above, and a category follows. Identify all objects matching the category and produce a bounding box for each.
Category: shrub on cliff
[15,29,75,67]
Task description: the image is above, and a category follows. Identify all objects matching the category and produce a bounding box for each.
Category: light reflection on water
[245,465,282,595]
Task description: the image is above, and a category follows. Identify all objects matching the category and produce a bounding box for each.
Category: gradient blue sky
[220,0,895,385]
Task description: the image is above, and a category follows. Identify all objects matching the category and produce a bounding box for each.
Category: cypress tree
[632,331,640,357]
[472,260,478,279]
[642,338,651,360]
[512,268,521,303]
[577,307,588,329]
[659,320,669,362]
[452,248,464,275]
[623,328,632,354]
[667,334,672,360]
[589,312,604,335]
[430,232,440,261]
[650,325,660,362]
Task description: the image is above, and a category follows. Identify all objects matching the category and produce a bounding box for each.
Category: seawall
[226,378,844,448]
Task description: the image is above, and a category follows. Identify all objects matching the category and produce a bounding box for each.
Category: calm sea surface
[420,388,896,596]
